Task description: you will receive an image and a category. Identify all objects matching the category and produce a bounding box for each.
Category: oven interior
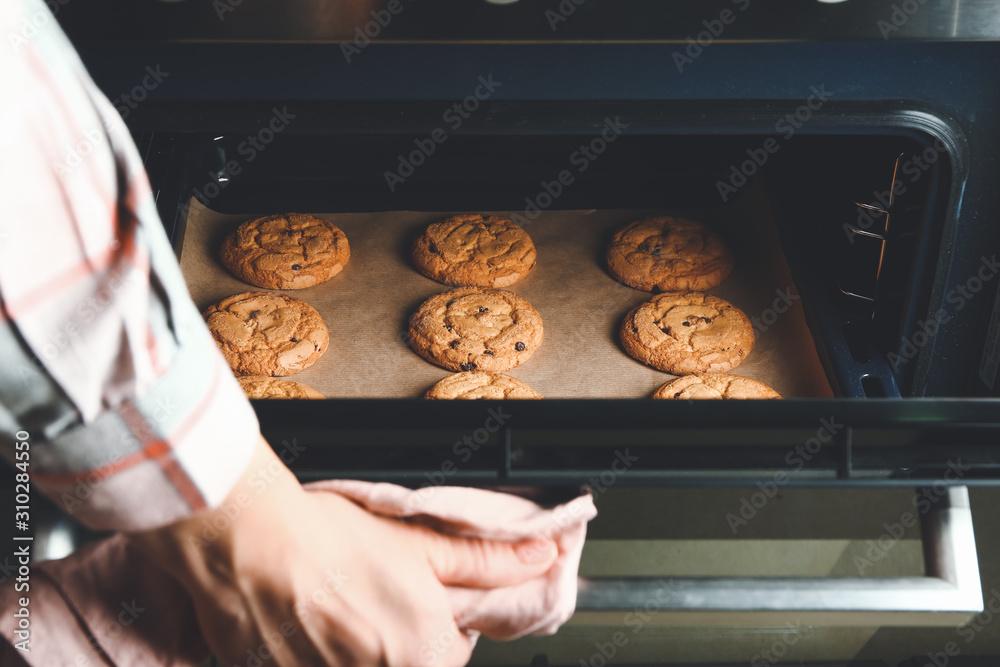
[150,114,959,401]
[126,98,1000,489]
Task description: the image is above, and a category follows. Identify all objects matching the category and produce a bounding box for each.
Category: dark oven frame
[64,37,1000,489]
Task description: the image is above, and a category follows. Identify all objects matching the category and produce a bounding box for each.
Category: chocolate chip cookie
[653,373,780,399]
[238,376,325,399]
[425,371,543,399]
[408,287,543,372]
[620,292,754,374]
[607,217,733,292]
[221,213,350,289]
[412,214,537,287]
[203,292,329,376]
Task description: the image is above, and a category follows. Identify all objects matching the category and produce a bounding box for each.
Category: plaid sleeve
[0,0,259,532]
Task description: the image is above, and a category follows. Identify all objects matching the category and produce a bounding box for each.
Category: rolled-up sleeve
[0,0,259,532]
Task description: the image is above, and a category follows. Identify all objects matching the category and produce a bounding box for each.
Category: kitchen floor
[470,487,1000,666]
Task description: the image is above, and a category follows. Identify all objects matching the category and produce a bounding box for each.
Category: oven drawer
[576,486,981,627]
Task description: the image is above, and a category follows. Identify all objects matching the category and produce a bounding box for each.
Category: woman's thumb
[420,531,558,587]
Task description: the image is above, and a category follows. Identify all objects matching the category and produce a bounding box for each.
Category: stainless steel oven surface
[26,1,1000,665]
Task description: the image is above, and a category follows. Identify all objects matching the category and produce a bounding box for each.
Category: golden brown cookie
[412,214,536,287]
[425,371,543,399]
[221,213,350,289]
[408,288,543,372]
[607,217,733,292]
[620,292,754,374]
[653,373,780,399]
[203,292,329,376]
[238,376,325,399]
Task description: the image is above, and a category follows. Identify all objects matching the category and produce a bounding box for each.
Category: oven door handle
[574,486,983,626]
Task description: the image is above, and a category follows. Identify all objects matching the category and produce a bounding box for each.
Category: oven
[40,1,1000,664]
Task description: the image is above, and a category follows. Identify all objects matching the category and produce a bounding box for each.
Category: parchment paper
[178,193,833,399]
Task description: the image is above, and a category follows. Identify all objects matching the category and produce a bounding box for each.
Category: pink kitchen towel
[0,482,597,666]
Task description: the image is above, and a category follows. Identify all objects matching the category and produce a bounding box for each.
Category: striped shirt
[0,0,259,531]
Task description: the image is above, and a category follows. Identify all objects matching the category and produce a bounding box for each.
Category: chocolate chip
[450,340,460,348]
[483,350,494,356]
[444,324,453,332]
[682,321,691,327]
[290,338,299,343]
[249,310,261,319]
[428,242,439,254]
[478,306,489,313]
[674,392,682,398]
[292,264,302,270]
[515,342,526,351]
[632,327,638,333]
[460,362,477,371]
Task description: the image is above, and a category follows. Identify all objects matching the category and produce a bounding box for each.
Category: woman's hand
[129,436,557,666]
